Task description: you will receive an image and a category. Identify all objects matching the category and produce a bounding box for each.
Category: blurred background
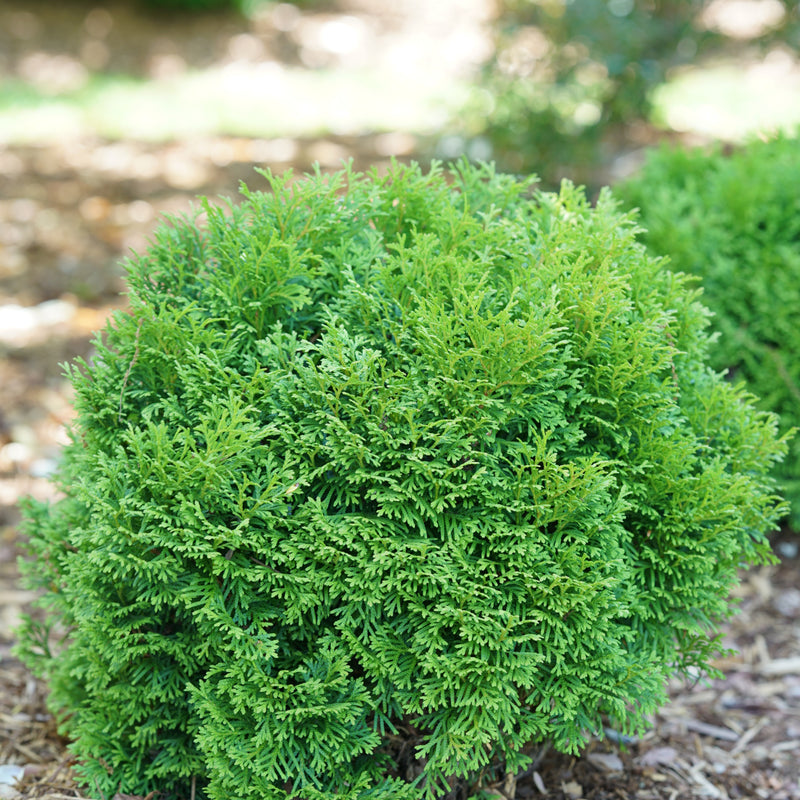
[2,0,800,618]
[2,4,800,797]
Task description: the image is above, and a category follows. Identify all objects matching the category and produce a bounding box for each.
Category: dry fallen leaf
[562,779,583,798]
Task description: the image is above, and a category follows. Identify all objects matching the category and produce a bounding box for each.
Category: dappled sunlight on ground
[0,0,492,144]
[652,46,800,141]
[650,0,800,141]
[701,0,787,39]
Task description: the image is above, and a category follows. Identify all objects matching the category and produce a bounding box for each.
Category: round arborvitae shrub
[17,161,787,800]
[615,136,800,528]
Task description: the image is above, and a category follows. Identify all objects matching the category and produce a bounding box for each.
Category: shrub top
[18,161,786,800]
[615,136,800,526]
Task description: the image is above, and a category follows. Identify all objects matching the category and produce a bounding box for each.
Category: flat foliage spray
[16,161,788,799]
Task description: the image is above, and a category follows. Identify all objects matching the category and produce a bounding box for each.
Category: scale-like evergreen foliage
[17,161,787,800]
[616,137,800,527]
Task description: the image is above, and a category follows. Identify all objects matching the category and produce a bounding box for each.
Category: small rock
[774,588,800,617]
[603,726,639,745]
[0,765,24,799]
[30,457,59,478]
[776,541,798,559]
[562,780,583,799]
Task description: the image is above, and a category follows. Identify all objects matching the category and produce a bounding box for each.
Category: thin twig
[41,752,73,789]
[92,777,106,800]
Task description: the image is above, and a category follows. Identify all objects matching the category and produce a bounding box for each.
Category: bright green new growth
[615,136,800,527]
[17,161,786,800]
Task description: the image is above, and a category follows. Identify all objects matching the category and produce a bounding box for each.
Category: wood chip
[730,716,769,756]
[681,689,718,705]
[32,795,87,800]
[586,752,624,772]
[11,738,46,763]
[0,590,40,605]
[532,771,547,795]
[758,656,800,676]
[687,763,724,798]
[771,739,800,752]
[684,719,739,741]
[753,679,792,697]
[754,634,771,667]
[637,746,679,767]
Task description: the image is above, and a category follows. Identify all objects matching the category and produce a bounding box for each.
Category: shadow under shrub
[615,136,800,529]
[16,161,787,799]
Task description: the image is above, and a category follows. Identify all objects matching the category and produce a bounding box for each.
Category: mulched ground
[1,1,799,798]
[2,538,799,800]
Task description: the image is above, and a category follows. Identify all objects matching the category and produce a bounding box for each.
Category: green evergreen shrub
[17,161,787,800]
[615,136,800,528]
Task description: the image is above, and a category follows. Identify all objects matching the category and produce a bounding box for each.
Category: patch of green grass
[0,66,468,143]
[650,60,800,140]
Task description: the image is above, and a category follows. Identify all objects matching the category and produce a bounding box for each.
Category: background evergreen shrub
[615,136,800,528]
[17,161,787,800]
[457,0,706,186]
